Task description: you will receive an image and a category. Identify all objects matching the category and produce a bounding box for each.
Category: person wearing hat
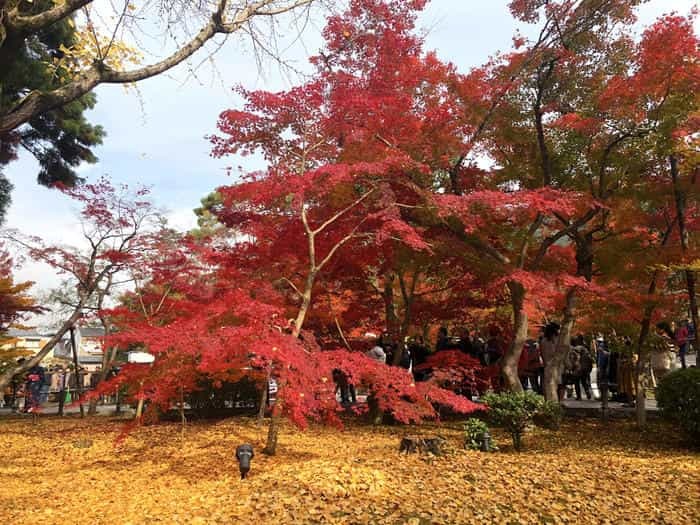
[366,336,386,364]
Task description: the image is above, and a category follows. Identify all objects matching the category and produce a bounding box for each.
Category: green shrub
[656,368,700,442]
[533,399,564,430]
[464,418,495,451]
[482,391,544,451]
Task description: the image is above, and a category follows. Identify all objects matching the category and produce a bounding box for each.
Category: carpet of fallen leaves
[0,415,698,524]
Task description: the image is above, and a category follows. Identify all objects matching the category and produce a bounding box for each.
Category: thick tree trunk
[263,407,282,455]
[543,289,576,402]
[502,281,527,392]
[393,271,418,366]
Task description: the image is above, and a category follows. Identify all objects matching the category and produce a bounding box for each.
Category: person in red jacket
[518,340,543,394]
[675,319,690,369]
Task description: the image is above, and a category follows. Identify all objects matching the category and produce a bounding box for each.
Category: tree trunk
[686,271,699,349]
[69,326,85,418]
[135,380,145,419]
[632,202,677,426]
[382,273,400,349]
[635,275,660,427]
[670,155,700,350]
[179,385,186,436]
[502,281,527,392]
[393,270,418,366]
[543,288,577,402]
[88,318,117,416]
[257,369,270,424]
[293,270,316,339]
[88,343,117,415]
[634,348,647,428]
[57,371,66,416]
[263,406,282,455]
[135,398,144,419]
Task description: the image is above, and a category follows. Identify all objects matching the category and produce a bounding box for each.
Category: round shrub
[656,367,700,442]
[482,391,544,451]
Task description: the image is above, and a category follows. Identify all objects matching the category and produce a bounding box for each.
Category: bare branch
[311,188,375,236]
[6,0,91,36]
[0,0,317,134]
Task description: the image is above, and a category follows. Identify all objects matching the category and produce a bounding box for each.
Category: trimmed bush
[656,367,700,442]
[482,391,544,451]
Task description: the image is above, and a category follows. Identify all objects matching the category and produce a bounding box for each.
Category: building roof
[5,328,53,338]
[78,327,105,338]
[79,355,104,364]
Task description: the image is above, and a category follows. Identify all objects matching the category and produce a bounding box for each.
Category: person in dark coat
[458,328,476,357]
[436,327,449,352]
[409,336,431,382]
[24,363,46,413]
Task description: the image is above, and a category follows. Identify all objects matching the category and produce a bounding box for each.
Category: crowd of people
[5,317,695,413]
[351,316,695,405]
[1,362,119,413]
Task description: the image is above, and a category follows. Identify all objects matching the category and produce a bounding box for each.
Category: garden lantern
[480,430,492,452]
[235,444,254,479]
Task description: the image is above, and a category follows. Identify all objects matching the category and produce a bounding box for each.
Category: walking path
[0,403,132,418]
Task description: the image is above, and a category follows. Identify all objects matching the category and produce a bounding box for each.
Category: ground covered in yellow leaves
[0,415,697,524]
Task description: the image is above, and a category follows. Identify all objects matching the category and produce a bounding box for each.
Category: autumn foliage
[43,0,700,446]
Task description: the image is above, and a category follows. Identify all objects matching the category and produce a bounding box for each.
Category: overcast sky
[4,0,697,294]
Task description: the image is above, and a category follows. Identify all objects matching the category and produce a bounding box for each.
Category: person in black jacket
[24,362,46,413]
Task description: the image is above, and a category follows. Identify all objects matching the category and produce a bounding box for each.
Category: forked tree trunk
[502,281,527,392]
[543,288,577,402]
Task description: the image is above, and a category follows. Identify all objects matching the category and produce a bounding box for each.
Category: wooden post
[69,326,84,418]
[600,380,609,423]
[179,385,186,437]
[57,369,66,416]
[115,384,121,414]
[257,369,270,425]
[135,380,145,419]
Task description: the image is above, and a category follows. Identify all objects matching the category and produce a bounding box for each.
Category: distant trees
[0,177,159,391]
[0,247,42,373]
